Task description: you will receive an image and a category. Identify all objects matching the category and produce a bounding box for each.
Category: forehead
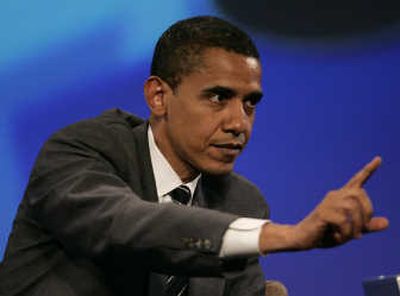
[203,48,261,78]
[179,48,262,91]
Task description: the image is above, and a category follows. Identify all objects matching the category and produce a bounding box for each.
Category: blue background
[1,1,399,295]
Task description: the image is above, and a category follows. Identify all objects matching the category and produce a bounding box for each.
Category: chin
[200,162,235,176]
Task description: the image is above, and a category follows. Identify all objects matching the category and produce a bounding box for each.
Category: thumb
[365,217,389,232]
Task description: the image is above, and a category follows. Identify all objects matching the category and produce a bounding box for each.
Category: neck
[150,120,199,183]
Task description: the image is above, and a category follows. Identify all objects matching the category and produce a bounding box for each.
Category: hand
[259,156,389,253]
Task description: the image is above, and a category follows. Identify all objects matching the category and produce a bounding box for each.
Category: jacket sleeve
[24,119,240,275]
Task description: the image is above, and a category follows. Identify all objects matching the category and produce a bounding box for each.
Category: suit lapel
[194,174,230,211]
[129,120,159,203]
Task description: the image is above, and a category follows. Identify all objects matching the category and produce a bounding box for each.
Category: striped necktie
[169,185,191,205]
[161,185,191,296]
[149,186,193,296]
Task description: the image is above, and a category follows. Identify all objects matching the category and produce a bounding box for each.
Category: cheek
[169,101,222,150]
[194,120,221,149]
[184,126,210,153]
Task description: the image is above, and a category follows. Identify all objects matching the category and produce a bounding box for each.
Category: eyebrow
[201,86,237,98]
[244,91,264,104]
[202,85,264,101]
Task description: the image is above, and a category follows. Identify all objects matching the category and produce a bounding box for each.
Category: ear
[144,76,170,117]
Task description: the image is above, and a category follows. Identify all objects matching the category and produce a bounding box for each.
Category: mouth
[212,142,243,150]
[210,142,244,156]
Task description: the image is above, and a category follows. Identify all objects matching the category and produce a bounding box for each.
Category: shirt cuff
[219,218,270,258]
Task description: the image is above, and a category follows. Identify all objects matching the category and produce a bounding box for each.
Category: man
[0,16,388,296]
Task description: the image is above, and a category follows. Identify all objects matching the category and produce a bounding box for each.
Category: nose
[222,99,252,136]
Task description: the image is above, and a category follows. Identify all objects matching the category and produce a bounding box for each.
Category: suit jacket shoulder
[200,172,269,219]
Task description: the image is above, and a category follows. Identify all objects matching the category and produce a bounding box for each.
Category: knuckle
[347,188,362,197]
[336,212,349,225]
[326,190,339,198]
[325,191,333,198]
[338,216,348,225]
[342,199,358,211]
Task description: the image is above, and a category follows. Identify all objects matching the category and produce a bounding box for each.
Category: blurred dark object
[215,0,400,38]
[363,274,400,296]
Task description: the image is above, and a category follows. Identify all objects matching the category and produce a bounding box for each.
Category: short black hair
[150,16,260,90]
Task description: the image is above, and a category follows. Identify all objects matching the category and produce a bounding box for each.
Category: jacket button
[194,240,202,249]
[203,239,212,250]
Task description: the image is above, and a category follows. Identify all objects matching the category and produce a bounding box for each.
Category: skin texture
[144,47,389,253]
[145,47,263,182]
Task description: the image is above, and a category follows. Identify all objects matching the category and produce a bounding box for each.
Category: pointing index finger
[345,156,382,188]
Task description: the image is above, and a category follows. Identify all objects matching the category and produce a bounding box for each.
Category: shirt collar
[147,125,200,199]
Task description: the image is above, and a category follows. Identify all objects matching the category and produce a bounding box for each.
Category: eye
[244,96,261,110]
[244,99,257,109]
[209,93,227,104]
[202,87,235,105]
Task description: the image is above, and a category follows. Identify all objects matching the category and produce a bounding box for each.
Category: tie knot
[169,185,191,205]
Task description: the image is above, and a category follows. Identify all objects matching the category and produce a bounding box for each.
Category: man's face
[155,48,263,179]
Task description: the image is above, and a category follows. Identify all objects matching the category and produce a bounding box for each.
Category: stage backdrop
[1,1,399,295]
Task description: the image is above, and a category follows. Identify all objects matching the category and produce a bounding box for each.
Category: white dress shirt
[147,126,268,257]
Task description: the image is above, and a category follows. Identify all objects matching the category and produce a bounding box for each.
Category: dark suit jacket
[0,109,269,296]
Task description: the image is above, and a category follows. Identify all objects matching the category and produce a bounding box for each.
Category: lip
[210,143,243,156]
[212,142,244,150]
